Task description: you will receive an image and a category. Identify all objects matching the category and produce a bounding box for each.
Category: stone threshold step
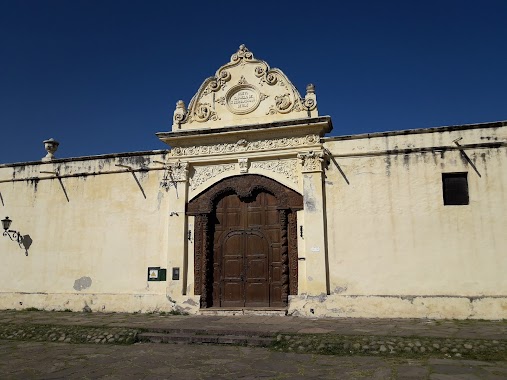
[137,332,273,346]
[144,326,275,337]
[199,308,287,316]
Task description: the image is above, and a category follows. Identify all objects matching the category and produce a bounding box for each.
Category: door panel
[221,232,244,307]
[213,191,285,307]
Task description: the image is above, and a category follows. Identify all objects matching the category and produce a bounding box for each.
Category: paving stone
[397,364,429,378]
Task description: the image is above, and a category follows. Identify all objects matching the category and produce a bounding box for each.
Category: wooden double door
[212,191,285,307]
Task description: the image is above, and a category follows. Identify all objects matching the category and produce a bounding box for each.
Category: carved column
[202,214,214,308]
[193,214,204,296]
[297,151,328,295]
[288,211,298,295]
[279,209,289,305]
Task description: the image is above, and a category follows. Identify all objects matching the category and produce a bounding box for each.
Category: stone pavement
[0,310,505,340]
[1,340,507,379]
[0,310,506,379]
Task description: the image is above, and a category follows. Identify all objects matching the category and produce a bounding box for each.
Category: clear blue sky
[1,0,506,164]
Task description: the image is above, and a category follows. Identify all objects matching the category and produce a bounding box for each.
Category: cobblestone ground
[1,340,506,380]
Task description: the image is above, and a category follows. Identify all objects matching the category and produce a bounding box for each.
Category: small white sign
[311,246,320,252]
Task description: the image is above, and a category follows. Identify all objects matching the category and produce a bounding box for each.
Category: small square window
[442,173,469,205]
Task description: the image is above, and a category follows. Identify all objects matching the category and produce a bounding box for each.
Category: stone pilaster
[165,160,190,296]
[297,151,328,295]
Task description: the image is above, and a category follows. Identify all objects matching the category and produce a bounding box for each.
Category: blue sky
[1,1,506,164]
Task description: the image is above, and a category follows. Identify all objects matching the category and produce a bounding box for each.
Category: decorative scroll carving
[267,93,292,115]
[188,175,303,308]
[171,135,320,157]
[298,151,324,172]
[251,160,298,184]
[238,158,249,173]
[188,174,304,215]
[231,44,254,63]
[170,45,318,129]
[288,211,298,295]
[190,163,235,191]
[202,69,231,95]
[190,102,219,123]
[279,209,289,305]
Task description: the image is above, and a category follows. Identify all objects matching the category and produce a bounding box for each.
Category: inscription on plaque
[226,85,261,114]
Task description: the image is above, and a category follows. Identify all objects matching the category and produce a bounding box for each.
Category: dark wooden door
[221,230,269,306]
[213,191,283,307]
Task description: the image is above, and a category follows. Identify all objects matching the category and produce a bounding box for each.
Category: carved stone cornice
[171,134,320,158]
[298,151,325,173]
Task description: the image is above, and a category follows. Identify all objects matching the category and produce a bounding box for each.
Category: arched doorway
[187,175,303,308]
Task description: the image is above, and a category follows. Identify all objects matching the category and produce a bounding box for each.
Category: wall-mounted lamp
[2,217,24,250]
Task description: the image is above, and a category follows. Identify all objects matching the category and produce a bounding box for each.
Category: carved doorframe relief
[187,174,303,308]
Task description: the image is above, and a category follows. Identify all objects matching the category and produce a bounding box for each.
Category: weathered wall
[0,151,200,313]
[1,122,506,319]
[289,123,507,319]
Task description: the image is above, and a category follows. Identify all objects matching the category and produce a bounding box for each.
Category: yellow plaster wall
[0,152,199,313]
[288,125,507,318]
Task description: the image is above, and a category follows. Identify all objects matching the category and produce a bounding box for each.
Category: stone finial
[42,138,59,161]
[231,44,254,63]
[304,83,317,114]
[173,100,187,128]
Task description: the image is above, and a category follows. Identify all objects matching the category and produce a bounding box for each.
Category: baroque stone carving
[187,175,303,307]
[238,158,249,173]
[188,174,303,215]
[160,160,189,189]
[169,160,189,181]
[304,83,317,110]
[170,45,318,129]
[231,44,254,63]
[173,100,187,127]
[267,93,292,115]
[171,135,320,157]
[298,151,324,172]
[190,163,236,191]
[251,160,298,184]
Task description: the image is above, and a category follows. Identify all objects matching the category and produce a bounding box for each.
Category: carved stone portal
[187,174,303,308]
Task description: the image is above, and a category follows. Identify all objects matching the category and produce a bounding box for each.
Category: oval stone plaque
[226,85,260,115]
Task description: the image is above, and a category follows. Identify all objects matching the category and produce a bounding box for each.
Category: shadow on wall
[21,235,33,256]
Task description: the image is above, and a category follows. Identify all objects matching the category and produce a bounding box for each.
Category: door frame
[187,174,304,308]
